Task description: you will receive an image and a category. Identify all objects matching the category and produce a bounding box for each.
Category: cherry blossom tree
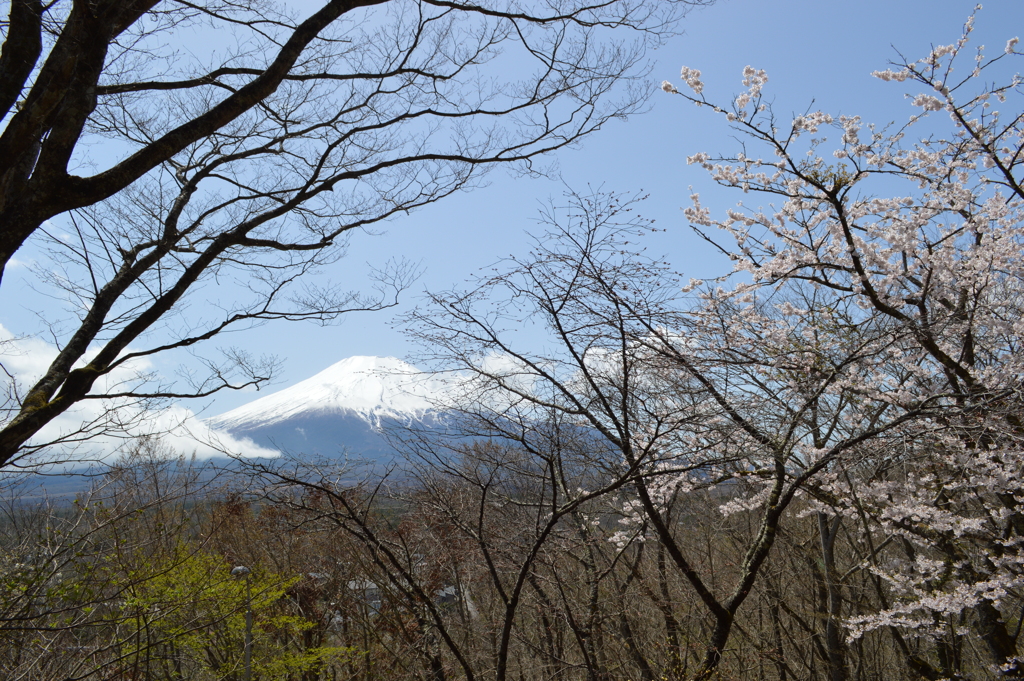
[662,8,1024,678]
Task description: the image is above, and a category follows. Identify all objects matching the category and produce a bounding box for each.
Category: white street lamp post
[231,566,253,681]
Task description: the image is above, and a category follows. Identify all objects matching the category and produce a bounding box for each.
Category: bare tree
[402,190,943,680]
[0,0,703,467]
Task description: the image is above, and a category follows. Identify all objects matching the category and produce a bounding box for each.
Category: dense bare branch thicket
[396,190,947,680]
[0,0,700,468]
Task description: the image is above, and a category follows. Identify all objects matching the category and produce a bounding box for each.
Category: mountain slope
[206,356,448,460]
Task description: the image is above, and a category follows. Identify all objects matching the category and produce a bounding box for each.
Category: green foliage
[801,162,860,192]
[116,546,350,681]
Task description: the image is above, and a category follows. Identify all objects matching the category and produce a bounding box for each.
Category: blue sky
[2,0,1022,423]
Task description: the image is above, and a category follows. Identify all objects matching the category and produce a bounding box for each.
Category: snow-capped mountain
[206,356,450,461]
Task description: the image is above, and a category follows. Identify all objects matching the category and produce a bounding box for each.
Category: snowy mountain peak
[207,356,447,432]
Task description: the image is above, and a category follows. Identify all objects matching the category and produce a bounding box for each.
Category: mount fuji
[206,356,451,462]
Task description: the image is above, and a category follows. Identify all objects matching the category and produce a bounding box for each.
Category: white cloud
[123,405,281,459]
[431,351,544,417]
[0,325,279,464]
